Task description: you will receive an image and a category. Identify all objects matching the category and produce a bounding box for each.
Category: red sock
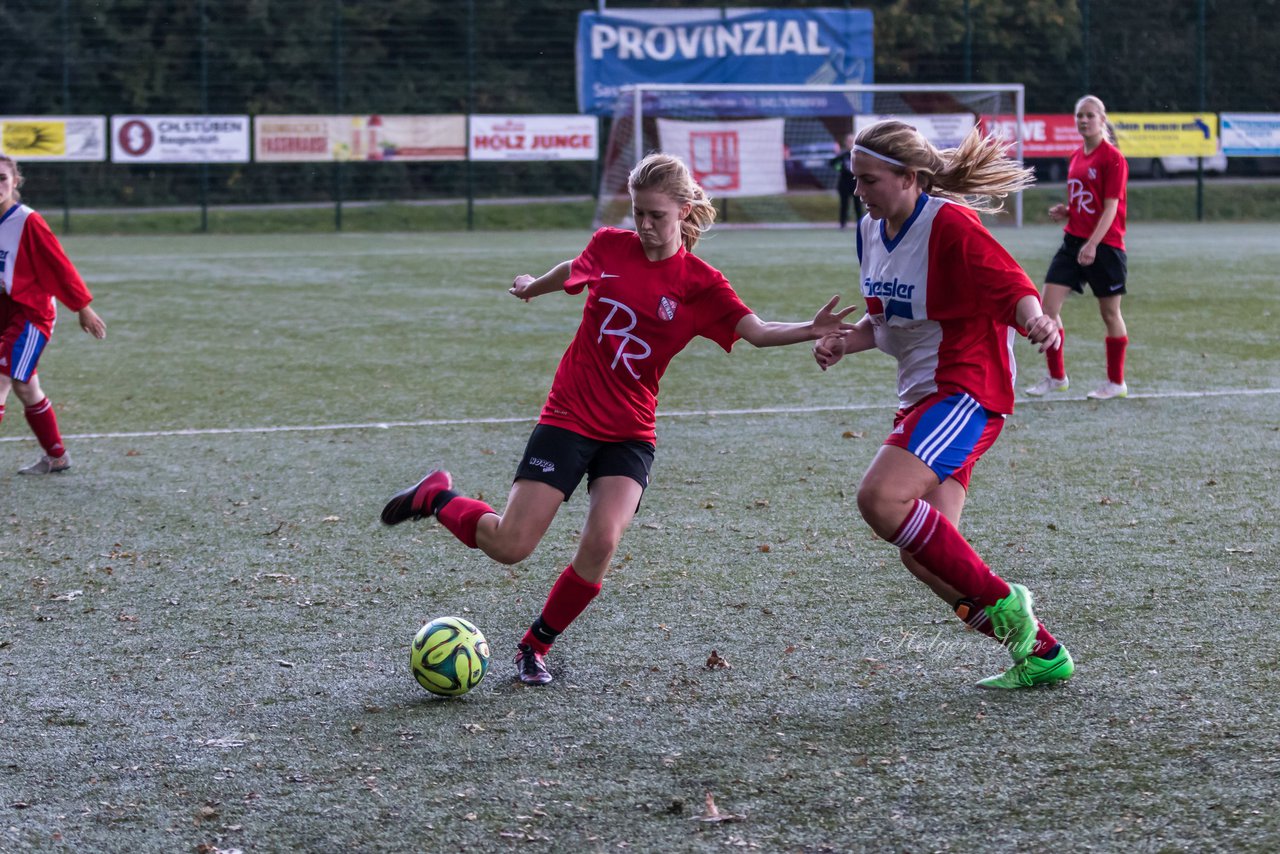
[435,495,495,549]
[1105,335,1128,385]
[521,565,601,654]
[25,398,65,458]
[0,403,5,425]
[1046,329,1067,379]
[891,499,1011,607]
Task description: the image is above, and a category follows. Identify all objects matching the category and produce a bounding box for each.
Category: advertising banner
[0,116,107,161]
[111,115,250,163]
[1110,113,1218,157]
[578,8,874,115]
[980,114,1081,158]
[255,115,466,162]
[856,114,975,149]
[469,115,599,161]
[656,118,785,196]
[1220,113,1280,156]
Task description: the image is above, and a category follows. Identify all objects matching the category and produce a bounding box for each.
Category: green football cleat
[984,583,1039,663]
[977,645,1075,689]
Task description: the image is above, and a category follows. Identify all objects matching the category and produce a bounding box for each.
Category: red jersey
[539,227,753,444]
[856,195,1041,415]
[1064,139,1128,250]
[0,204,94,336]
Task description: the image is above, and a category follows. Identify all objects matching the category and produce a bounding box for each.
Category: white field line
[1,387,1277,444]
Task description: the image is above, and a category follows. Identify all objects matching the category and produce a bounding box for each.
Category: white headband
[853,144,906,167]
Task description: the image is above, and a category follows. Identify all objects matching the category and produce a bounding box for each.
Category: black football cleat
[380,469,453,525]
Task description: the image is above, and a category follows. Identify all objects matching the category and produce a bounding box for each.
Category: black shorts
[1045,233,1128,298]
[514,423,655,501]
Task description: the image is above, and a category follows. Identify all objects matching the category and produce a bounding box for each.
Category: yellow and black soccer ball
[410,616,491,697]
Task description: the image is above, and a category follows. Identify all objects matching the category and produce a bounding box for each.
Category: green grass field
[1,223,1277,852]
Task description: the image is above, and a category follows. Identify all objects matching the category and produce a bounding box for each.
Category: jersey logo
[863,276,916,321]
[600,272,621,279]
[597,297,652,379]
[1067,178,1096,214]
[0,248,8,273]
[657,296,677,321]
[1088,167,1097,180]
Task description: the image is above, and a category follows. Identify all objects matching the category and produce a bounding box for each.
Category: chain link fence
[3,0,1275,222]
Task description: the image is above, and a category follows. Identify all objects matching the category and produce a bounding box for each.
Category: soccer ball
[410,616,491,697]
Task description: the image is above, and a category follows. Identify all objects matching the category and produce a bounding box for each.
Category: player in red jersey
[0,155,106,474]
[382,153,856,685]
[1025,95,1131,400]
[812,120,1075,689]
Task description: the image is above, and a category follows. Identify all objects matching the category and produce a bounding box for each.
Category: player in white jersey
[813,120,1075,689]
[0,155,106,475]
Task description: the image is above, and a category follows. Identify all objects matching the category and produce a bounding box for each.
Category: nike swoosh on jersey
[600,273,621,278]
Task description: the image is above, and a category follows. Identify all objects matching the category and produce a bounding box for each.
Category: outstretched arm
[813,314,875,371]
[509,260,573,301]
[734,295,857,348]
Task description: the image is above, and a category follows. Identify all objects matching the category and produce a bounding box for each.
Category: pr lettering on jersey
[657,296,677,321]
[597,297,653,379]
[1067,179,1096,214]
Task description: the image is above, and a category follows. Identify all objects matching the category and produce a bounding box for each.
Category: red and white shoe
[514,643,553,686]
[380,469,452,525]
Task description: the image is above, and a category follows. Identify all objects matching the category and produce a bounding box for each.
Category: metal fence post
[61,0,72,233]
[333,0,344,232]
[199,0,210,233]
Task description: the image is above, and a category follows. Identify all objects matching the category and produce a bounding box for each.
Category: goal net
[593,83,1027,229]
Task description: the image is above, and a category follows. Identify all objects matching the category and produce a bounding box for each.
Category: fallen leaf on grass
[322,515,341,523]
[705,650,731,670]
[842,430,865,439]
[277,659,295,668]
[693,791,745,823]
[50,590,83,602]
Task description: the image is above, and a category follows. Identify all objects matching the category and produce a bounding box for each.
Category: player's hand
[1076,243,1097,266]
[78,306,106,339]
[811,295,858,339]
[1048,203,1068,222]
[1024,315,1061,353]
[813,331,848,371]
[509,274,537,301]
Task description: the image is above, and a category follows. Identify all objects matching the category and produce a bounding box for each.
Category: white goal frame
[616,81,1028,227]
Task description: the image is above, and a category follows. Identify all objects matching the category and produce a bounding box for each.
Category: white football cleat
[1086,380,1129,400]
[1024,375,1069,397]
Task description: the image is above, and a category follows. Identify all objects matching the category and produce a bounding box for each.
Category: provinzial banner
[469,115,599,161]
[111,115,250,163]
[1220,113,1280,156]
[656,118,786,197]
[1110,113,1219,157]
[577,8,874,115]
[0,116,107,161]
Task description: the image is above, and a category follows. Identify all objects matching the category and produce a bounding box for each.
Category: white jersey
[855,194,1040,414]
